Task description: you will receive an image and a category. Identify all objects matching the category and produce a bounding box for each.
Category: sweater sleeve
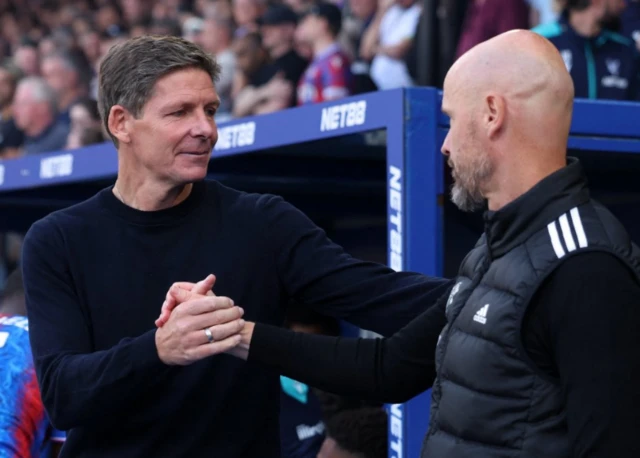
[22,218,170,431]
[248,289,449,403]
[259,195,453,336]
[525,251,640,458]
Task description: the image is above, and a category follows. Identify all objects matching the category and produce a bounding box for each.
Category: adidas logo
[473,304,490,325]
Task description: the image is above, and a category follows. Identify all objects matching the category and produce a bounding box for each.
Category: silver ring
[204,327,214,343]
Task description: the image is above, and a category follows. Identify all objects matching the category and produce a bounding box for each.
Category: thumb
[169,283,198,304]
[193,274,216,296]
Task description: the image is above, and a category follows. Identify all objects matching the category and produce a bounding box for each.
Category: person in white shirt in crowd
[362,0,421,89]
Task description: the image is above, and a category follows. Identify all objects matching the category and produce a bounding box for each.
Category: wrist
[239,321,255,352]
[226,321,255,360]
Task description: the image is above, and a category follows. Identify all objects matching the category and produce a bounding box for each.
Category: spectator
[232,0,267,37]
[344,0,378,58]
[622,0,640,50]
[78,31,102,68]
[121,0,151,26]
[296,2,354,104]
[232,5,308,116]
[259,5,309,92]
[0,59,25,159]
[362,0,422,90]
[533,0,640,101]
[13,42,39,77]
[40,48,92,125]
[232,32,288,115]
[149,18,182,36]
[12,77,69,155]
[0,120,24,160]
[65,98,104,149]
[455,0,530,59]
[528,0,560,26]
[182,16,205,42]
[195,9,236,121]
[0,59,22,121]
[0,268,66,458]
[317,407,388,458]
[343,0,379,93]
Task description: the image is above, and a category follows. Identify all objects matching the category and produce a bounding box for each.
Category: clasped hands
[154,274,252,365]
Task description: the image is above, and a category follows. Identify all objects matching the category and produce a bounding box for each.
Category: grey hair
[97,35,221,147]
[18,77,59,116]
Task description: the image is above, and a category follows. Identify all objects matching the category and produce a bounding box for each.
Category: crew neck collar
[99,180,207,226]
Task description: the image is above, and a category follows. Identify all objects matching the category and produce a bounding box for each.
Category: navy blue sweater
[21,180,451,458]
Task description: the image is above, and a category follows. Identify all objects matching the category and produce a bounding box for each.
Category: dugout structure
[1,87,639,457]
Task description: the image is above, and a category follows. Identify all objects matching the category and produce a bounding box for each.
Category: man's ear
[485,94,505,140]
[107,105,134,145]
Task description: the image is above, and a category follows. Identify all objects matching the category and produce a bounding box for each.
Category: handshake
[153,274,252,365]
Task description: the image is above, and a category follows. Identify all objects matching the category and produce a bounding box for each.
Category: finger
[184,305,244,332]
[157,287,200,327]
[181,295,236,317]
[169,284,206,305]
[156,293,181,327]
[192,274,216,296]
[190,334,242,361]
[194,318,245,345]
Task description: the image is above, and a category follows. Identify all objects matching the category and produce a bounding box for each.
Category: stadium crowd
[1,1,640,457]
[0,0,638,161]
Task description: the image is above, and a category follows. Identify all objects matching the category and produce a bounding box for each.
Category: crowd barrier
[1,87,639,457]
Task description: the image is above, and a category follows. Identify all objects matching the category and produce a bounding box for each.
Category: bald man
[167,29,640,458]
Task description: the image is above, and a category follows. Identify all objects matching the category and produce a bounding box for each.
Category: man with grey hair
[40,48,92,125]
[21,35,451,457]
[12,77,69,155]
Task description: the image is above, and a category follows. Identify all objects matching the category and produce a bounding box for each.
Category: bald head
[441,30,575,211]
[447,30,573,131]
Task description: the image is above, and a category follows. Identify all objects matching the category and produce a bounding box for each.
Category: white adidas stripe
[559,214,576,252]
[547,221,565,258]
[570,207,588,248]
[547,207,589,258]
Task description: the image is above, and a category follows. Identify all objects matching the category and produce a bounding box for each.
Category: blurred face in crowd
[349,0,377,20]
[296,14,324,45]
[70,104,100,132]
[261,23,296,53]
[1,14,20,41]
[12,84,47,134]
[39,37,57,59]
[440,75,494,212]
[122,0,147,24]
[233,35,266,75]
[14,46,39,76]
[112,68,219,185]
[233,0,264,27]
[80,32,102,64]
[72,17,94,36]
[96,5,121,32]
[0,68,15,108]
[41,56,77,101]
[196,18,231,54]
